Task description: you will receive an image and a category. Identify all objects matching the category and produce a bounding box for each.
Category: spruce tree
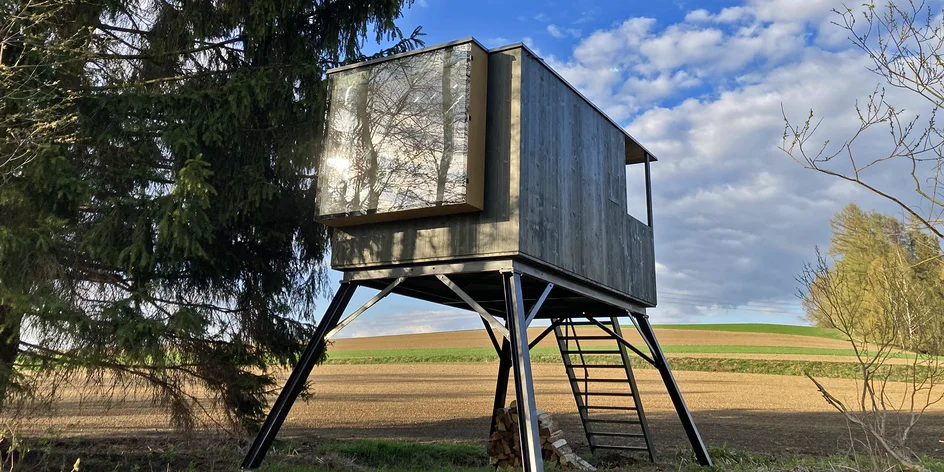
[0,0,422,430]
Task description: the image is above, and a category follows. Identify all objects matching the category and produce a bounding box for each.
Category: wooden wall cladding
[516,49,656,305]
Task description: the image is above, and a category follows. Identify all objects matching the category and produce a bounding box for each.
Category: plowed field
[17,327,944,461]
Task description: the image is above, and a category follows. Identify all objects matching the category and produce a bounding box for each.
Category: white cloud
[684,9,712,22]
[547,24,581,39]
[542,1,935,322]
[638,26,727,71]
[685,6,750,23]
[622,71,701,102]
[547,24,564,38]
[747,0,837,22]
[544,9,817,119]
[575,8,598,24]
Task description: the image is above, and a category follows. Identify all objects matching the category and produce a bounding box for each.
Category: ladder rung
[564,321,612,326]
[558,336,614,340]
[577,392,635,397]
[570,364,623,368]
[589,432,647,438]
[580,405,638,411]
[574,378,628,383]
[562,349,622,355]
[585,418,641,425]
[594,445,650,452]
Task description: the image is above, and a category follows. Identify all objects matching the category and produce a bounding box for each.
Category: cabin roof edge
[326,36,488,75]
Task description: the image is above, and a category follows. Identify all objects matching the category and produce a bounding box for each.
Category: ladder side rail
[585,316,656,366]
[570,321,592,411]
[554,321,597,451]
[611,316,656,462]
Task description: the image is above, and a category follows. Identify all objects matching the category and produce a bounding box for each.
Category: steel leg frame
[489,316,563,436]
[489,339,511,437]
[241,283,357,470]
[502,271,545,472]
[631,312,713,467]
[483,313,512,437]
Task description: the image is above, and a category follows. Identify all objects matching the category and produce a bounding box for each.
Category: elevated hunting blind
[243,39,712,471]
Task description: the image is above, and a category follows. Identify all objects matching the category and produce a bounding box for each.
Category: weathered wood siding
[330,48,523,268]
[516,49,656,304]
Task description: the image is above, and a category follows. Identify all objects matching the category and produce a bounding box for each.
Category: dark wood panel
[516,49,656,305]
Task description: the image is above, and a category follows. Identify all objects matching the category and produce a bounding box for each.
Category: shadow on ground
[280,409,944,460]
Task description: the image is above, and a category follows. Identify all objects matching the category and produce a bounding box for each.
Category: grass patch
[263,439,489,472]
[261,441,944,472]
[324,348,935,382]
[654,323,844,340]
[326,345,924,362]
[684,445,944,472]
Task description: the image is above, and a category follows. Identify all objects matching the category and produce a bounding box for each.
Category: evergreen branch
[92,37,243,60]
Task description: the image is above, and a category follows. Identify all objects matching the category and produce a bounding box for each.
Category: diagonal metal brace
[528,317,567,350]
[325,277,405,340]
[585,316,656,366]
[525,283,554,325]
[436,274,510,340]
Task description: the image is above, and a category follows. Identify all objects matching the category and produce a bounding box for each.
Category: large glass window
[317,43,475,221]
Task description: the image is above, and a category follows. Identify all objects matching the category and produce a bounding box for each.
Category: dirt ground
[279,364,944,459]
[25,363,944,460]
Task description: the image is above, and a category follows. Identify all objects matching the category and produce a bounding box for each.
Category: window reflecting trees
[317,44,473,219]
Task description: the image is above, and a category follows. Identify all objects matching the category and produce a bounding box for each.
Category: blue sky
[320,0,934,338]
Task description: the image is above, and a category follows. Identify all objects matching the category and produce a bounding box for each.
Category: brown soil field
[329,328,852,351]
[280,365,944,459]
[24,363,944,460]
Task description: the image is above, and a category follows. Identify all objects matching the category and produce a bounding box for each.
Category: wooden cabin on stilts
[241,38,713,471]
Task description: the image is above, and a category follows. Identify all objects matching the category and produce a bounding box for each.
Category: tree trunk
[436,48,455,205]
[357,73,380,210]
[0,304,21,411]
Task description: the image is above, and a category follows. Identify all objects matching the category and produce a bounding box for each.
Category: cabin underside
[341,257,649,318]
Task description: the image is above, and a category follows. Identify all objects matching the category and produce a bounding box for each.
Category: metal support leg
[241,283,357,470]
[503,272,544,472]
[489,339,511,437]
[631,312,712,467]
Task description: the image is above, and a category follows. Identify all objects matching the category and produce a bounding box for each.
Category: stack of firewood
[487,401,595,470]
